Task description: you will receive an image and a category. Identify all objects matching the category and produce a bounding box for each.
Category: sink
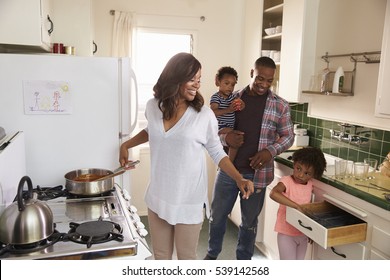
[277,151,339,177]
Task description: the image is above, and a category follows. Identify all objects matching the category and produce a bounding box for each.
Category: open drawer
[286,200,367,249]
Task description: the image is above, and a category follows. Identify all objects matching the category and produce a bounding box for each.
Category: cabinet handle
[298,219,312,231]
[47,15,54,35]
[331,246,346,258]
[93,41,98,54]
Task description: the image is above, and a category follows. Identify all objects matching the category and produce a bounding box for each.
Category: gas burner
[19,185,67,201]
[66,190,114,199]
[0,231,64,257]
[66,217,124,248]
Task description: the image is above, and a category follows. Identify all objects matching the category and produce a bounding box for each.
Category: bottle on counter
[332,66,344,93]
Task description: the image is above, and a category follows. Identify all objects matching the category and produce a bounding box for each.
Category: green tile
[347,148,359,161]
[369,139,382,156]
[339,147,349,159]
[371,129,383,141]
[309,117,317,126]
[383,130,390,143]
[382,141,390,157]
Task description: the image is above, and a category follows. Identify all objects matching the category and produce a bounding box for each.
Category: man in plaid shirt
[205,57,294,260]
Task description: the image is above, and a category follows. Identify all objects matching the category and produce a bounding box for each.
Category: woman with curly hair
[119,53,254,260]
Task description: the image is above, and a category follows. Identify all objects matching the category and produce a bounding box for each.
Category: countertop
[274,154,390,211]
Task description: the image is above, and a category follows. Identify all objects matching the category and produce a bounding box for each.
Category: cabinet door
[375,0,390,117]
[258,182,280,259]
[313,242,366,260]
[278,0,319,102]
[0,0,51,50]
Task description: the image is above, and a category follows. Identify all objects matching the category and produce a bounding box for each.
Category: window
[132,29,194,135]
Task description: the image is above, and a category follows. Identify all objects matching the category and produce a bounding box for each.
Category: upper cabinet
[375,0,390,118]
[260,0,319,102]
[278,0,319,102]
[0,0,53,53]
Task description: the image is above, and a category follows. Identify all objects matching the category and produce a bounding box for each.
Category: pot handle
[17,176,33,211]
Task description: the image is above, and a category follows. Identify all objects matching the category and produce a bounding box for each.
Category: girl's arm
[269,182,304,212]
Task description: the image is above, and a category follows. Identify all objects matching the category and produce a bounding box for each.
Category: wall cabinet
[259,0,319,102]
[375,0,390,118]
[0,0,53,52]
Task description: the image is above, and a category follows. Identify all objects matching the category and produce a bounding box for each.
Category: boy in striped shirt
[210,66,244,160]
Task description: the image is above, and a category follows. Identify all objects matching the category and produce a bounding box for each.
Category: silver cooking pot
[64,168,116,196]
[0,176,54,245]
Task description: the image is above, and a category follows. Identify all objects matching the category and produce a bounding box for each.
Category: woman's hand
[119,144,129,167]
[236,178,254,199]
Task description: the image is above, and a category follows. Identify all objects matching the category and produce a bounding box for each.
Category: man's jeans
[207,170,266,260]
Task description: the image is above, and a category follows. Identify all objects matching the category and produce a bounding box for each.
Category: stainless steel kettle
[0,176,54,245]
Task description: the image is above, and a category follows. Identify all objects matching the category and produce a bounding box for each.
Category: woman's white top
[144,98,227,225]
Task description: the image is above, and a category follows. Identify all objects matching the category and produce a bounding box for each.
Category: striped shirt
[210,92,237,129]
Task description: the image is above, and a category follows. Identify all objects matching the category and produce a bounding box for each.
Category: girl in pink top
[270,147,326,260]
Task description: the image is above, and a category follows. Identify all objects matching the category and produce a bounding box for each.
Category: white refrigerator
[0,53,138,192]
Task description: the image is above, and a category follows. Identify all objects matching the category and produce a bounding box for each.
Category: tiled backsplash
[290,103,390,165]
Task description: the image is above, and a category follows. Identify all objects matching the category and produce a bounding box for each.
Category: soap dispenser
[332,66,344,93]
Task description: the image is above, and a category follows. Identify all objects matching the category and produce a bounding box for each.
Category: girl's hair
[216,66,238,81]
[153,52,204,120]
[292,147,327,179]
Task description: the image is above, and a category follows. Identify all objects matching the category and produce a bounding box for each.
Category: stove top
[0,185,151,260]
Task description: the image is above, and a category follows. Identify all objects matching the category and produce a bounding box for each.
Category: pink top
[274,175,313,236]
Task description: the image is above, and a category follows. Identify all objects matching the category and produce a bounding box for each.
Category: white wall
[306,0,390,131]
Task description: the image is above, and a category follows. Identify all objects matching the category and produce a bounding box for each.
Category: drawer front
[286,201,367,249]
[313,243,366,260]
[286,207,329,248]
[371,226,390,257]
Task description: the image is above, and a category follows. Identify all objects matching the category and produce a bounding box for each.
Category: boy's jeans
[207,170,266,260]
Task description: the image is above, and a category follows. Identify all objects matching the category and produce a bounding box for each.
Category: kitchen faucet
[330,123,370,147]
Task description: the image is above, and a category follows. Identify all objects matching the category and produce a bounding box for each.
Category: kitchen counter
[274,153,390,211]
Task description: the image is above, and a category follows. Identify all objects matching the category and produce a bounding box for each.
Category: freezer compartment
[286,200,367,249]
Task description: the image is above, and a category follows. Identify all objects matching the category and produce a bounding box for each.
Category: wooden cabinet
[0,0,53,52]
[375,0,390,118]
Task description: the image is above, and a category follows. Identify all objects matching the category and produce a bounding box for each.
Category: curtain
[111,11,133,57]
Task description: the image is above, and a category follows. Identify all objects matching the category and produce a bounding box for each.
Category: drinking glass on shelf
[364,158,378,179]
[353,162,369,181]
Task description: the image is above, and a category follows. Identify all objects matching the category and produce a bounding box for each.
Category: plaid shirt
[237,87,294,188]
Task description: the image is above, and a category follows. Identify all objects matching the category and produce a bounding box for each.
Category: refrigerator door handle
[128,67,139,134]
